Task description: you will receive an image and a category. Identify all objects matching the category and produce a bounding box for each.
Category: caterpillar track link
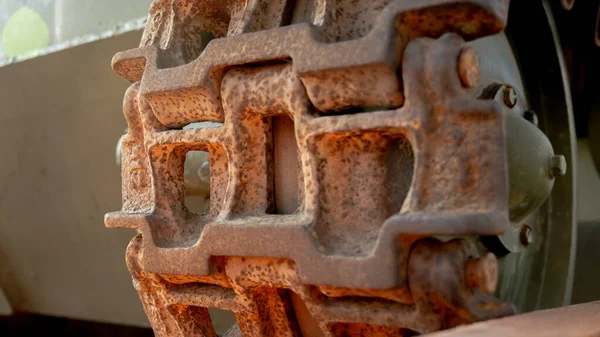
[106,0,586,336]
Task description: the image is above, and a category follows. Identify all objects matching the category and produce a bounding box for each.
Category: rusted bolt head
[549,154,567,177]
[502,86,517,108]
[458,47,480,88]
[465,252,498,294]
[520,225,534,246]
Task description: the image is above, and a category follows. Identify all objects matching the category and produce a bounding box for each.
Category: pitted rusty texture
[112,0,509,126]
[107,0,514,336]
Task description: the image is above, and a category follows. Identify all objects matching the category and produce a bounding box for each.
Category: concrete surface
[0,30,147,326]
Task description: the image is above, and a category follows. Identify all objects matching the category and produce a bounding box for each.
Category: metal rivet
[502,86,517,108]
[465,253,498,294]
[520,225,534,246]
[549,154,567,177]
[458,47,480,88]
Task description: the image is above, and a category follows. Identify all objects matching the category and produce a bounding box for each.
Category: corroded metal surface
[107,0,517,335]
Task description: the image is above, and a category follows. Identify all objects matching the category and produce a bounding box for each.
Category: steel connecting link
[107,0,515,336]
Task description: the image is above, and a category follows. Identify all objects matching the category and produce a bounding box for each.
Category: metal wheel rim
[471,0,577,314]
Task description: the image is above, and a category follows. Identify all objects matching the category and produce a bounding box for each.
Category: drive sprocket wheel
[108,0,576,336]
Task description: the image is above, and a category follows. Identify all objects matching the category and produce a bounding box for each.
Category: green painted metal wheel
[472,0,577,314]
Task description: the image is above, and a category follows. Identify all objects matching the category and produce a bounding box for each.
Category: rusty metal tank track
[106,0,516,336]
